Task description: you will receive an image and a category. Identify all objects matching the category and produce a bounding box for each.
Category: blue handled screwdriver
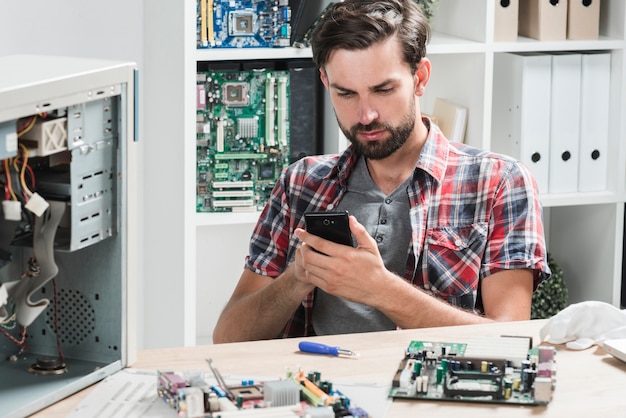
[298,341,359,357]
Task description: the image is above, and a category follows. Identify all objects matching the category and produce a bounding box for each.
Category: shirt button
[384,198,392,204]
[380,219,387,225]
[376,236,383,243]
[455,239,463,246]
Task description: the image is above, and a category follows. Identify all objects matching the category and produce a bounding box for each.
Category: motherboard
[196,68,290,212]
[197,0,292,48]
[389,340,557,406]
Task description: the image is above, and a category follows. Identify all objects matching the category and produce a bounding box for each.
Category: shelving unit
[143,0,626,348]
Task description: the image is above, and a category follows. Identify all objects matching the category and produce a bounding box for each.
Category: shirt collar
[415,118,449,183]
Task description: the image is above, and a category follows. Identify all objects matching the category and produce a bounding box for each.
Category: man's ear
[415,58,431,96]
[320,67,329,90]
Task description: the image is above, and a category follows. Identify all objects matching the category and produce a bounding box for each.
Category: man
[213,0,550,343]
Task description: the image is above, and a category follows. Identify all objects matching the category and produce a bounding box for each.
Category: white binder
[578,51,611,192]
[548,52,582,194]
[492,52,552,194]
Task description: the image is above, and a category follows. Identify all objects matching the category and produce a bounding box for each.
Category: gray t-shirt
[312,156,412,335]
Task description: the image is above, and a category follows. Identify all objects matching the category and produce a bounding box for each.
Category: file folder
[578,52,611,192]
[567,0,601,40]
[492,52,552,194]
[432,97,468,143]
[549,52,582,194]
[494,0,519,42]
[519,0,568,41]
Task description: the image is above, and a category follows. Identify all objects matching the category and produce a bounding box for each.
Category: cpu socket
[222,82,250,107]
[229,11,257,36]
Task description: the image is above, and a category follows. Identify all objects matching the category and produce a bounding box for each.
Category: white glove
[539,300,626,350]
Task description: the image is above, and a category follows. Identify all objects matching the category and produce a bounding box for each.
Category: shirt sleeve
[245,169,294,278]
[481,159,551,289]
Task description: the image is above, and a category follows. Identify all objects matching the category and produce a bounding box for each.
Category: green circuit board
[389,340,556,406]
[196,69,290,212]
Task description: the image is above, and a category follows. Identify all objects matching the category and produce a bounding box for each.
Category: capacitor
[436,365,444,384]
[521,368,537,393]
[503,378,513,399]
[440,358,449,372]
[413,360,423,377]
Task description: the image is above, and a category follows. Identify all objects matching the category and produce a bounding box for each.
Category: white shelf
[491,35,625,53]
[143,0,626,348]
[195,47,313,61]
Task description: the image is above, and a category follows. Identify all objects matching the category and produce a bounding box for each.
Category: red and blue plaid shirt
[246,121,550,338]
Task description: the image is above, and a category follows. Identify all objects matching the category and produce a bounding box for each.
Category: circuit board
[157,367,370,417]
[389,340,556,406]
[196,69,290,212]
[197,0,291,48]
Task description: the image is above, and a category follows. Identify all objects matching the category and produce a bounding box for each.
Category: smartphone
[304,210,354,247]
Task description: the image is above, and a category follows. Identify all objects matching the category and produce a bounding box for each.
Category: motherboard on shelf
[157,366,370,418]
[196,68,290,212]
[389,340,557,406]
[197,0,291,48]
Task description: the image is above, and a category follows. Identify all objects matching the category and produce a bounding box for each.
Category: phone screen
[304,210,353,247]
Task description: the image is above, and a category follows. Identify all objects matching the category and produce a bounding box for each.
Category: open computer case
[0,55,138,418]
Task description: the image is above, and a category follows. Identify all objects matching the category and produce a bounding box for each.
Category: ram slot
[200,0,208,47]
[207,0,215,46]
[277,75,288,147]
[216,119,225,152]
[265,74,276,147]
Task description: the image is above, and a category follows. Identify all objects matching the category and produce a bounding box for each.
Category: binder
[518,0,568,41]
[494,0,519,42]
[492,52,552,194]
[432,97,467,143]
[549,52,582,194]
[567,0,601,40]
[578,52,611,192]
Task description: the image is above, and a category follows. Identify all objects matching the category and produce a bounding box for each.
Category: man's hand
[294,215,392,306]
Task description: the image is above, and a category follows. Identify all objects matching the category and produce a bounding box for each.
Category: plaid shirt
[246,121,550,338]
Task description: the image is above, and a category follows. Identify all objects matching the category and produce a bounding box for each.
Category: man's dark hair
[310,0,431,74]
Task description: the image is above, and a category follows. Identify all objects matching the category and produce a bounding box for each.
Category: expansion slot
[212,190,254,198]
[214,153,268,160]
[212,199,255,208]
[212,180,254,189]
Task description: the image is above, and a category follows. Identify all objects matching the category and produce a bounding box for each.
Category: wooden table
[32,320,626,417]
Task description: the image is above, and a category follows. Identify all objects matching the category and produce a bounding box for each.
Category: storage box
[519,0,569,41]
[494,0,519,42]
[567,0,601,40]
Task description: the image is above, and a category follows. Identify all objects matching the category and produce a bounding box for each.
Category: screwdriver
[298,341,359,357]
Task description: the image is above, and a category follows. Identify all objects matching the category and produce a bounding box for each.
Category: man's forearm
[371,272,492,329]
[213,268,313,343]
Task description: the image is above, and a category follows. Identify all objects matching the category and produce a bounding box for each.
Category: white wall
[196,223,255,345]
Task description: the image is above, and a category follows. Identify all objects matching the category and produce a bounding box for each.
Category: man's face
[321,36,420,160]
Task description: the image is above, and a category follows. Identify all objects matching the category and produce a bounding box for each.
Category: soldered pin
[298,341,359,358]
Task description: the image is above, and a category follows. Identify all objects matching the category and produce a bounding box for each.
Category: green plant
[531,253,569,319]
[414,0,440,22]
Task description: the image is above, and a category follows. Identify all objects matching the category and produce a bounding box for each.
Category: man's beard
[338,104,416,161]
